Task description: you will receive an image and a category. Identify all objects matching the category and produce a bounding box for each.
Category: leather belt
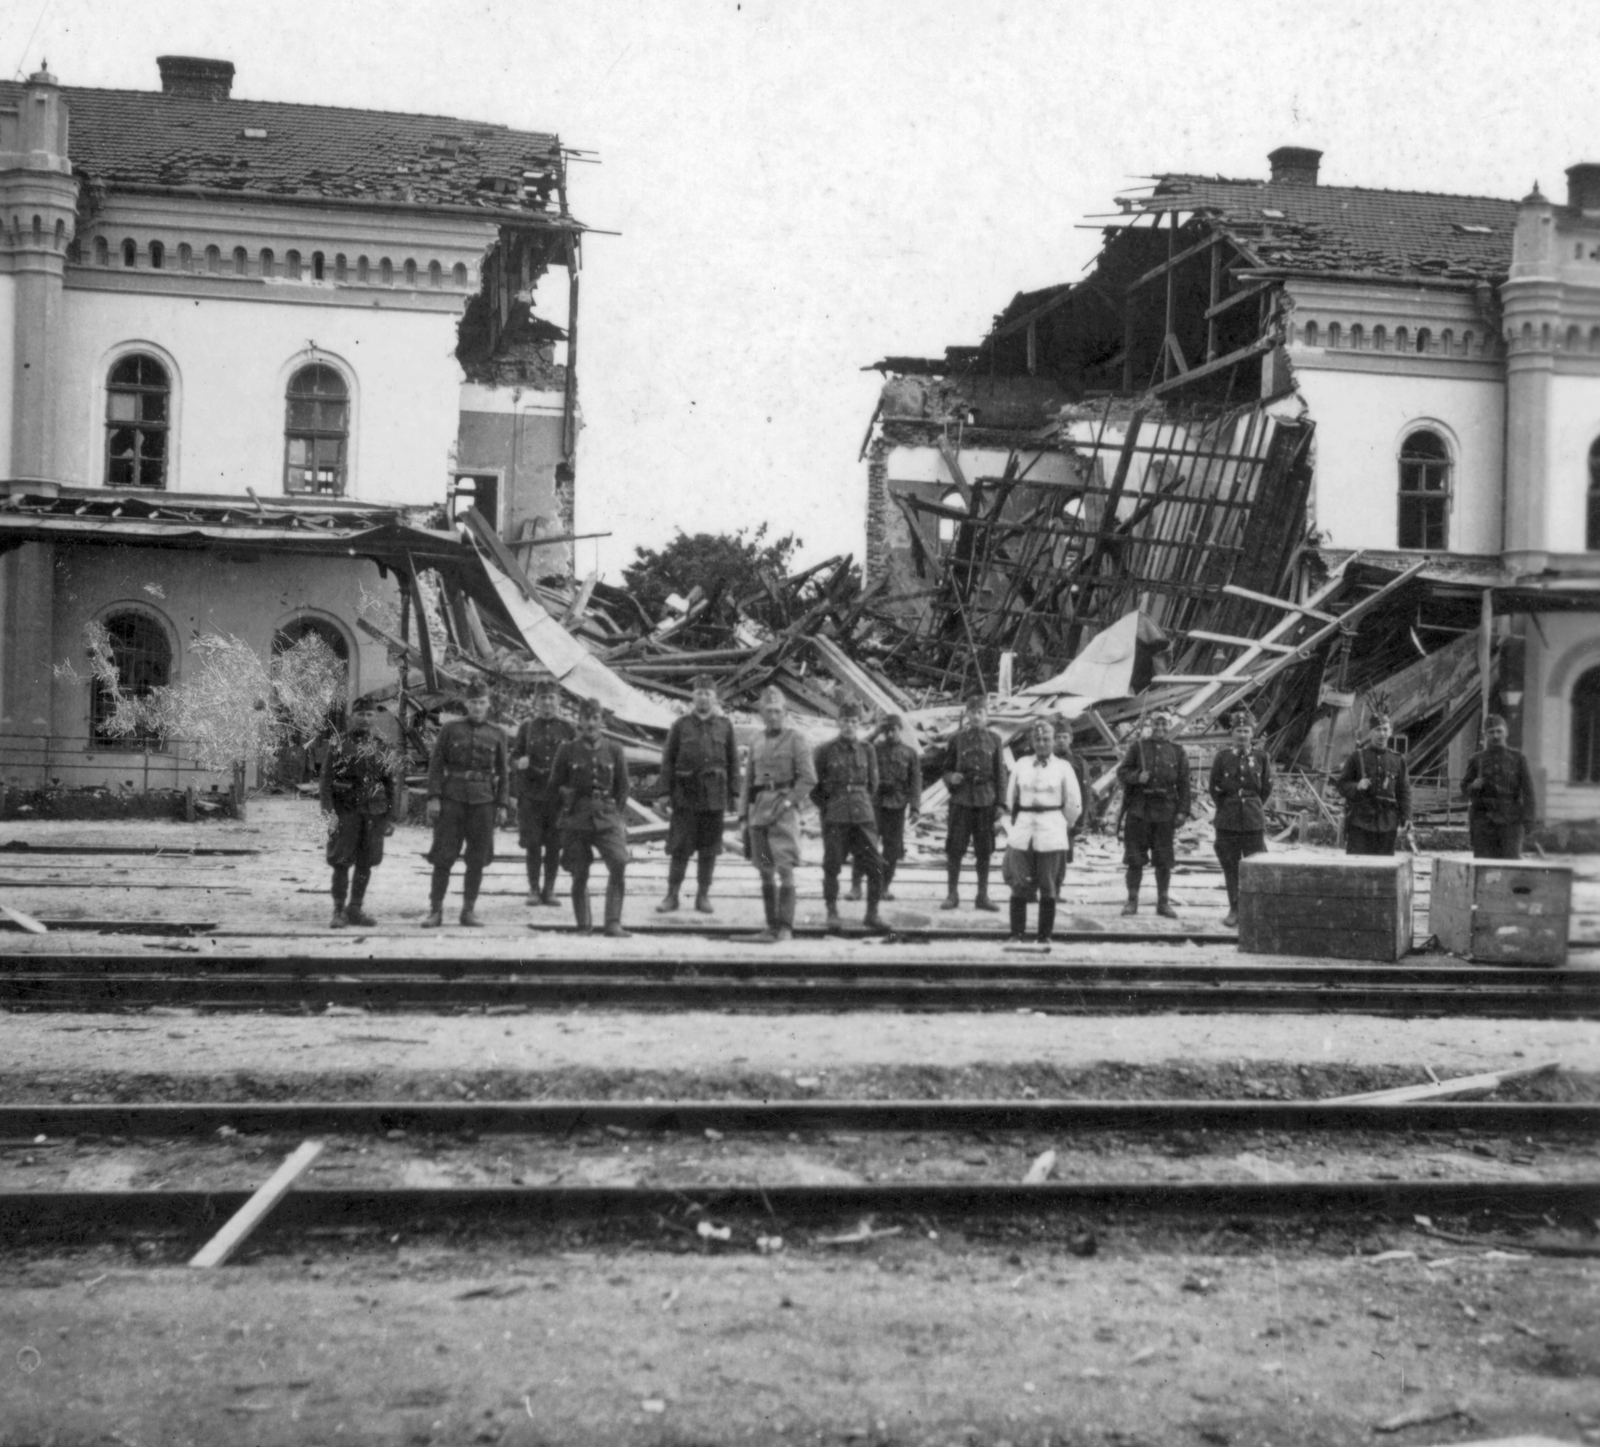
[447,768,492,781]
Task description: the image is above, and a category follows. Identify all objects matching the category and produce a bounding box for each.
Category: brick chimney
[1565,163,1600,213]
[1267,146,1322,186]
[156,56,235,101]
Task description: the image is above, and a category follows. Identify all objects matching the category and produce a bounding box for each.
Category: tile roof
[11,80,572,224]
[1131,174,1520,283]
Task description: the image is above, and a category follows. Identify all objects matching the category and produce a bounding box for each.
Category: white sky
[6,0,1598,581]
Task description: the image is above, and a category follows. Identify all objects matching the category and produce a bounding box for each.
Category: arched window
[105,354,170,490]
[91,611,172,747]
[1326,322,1341,349]
[1394,326,1408,352]
[379,258,393,285]
[121,239,137,267]
[283,364,349,496]
[1588,438,1600,551]
[233,246,249,276]
[937,488,967,551]
[1373,325,1388,352]
[1573,665,1600,783]
[451,262,468,287]
[177,243,192,271]
[1398,429,1451,550]
[93,236,108,266]
[1415,328,1431,353]
[284,249,302,281]
[357,255,369,283]
[312,251,325,281]
[259,248,275,278]
[403,258,418,286]
[205,245,221,274]
[428,260,442,288]
[1302,320,1319,347]
[149,241,164,270]
[1349,324,1365,350]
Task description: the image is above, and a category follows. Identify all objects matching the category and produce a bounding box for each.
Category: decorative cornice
[64,265,469,312]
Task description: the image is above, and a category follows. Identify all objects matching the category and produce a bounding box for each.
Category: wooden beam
[1126,229,1226,294]
[1147,336,1276,398]
[935,440,974,510]
[1205,281,1273,320]
[1185,630,1296,654]
[403,555,440,694]
[190,1141,324,1268]
[1221,583,1337,623]
[1164,334,1189,375]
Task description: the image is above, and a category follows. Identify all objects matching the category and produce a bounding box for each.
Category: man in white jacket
[1003,717,1083,943]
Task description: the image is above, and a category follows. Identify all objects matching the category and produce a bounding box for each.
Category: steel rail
[0,974,1593,1015]
[2,1099,1594,1138]
[3,1180,1596,1240]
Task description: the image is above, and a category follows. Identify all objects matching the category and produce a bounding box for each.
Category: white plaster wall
[0,274,15,471]
[885,446,1080,489]
[55,289,462,505]
[1293,368,1505,554]
[1544,373,1600,553]
[1530,609,1600,822]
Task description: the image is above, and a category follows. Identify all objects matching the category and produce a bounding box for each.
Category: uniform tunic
[813,735,885,896]
[1002,751,1082,897]
[873,738,922,869]
[942,725,1008,864]
[320,732,400,868]
[1053,741,1092,861]
[1461,744,1537,859]
[549,735,631,873]
[1337,744,1410,854]
[743,726,816,874]
[426,717,510,870]
[1208,744,1273,904]
[1116,737,1191,871]
[660,711,739,857]
[513,714,576,852]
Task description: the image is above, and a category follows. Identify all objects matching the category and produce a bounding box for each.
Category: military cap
[464,679,490,701]
[1484,713,1507,730]
[882,713,904,731]
[963,689,987,707]
[577,697,605,721]
[1227,708,1256,729]
[759,686,786,708]
[837,700,863,722]
[690,673,720,694]
[533,680,559,697]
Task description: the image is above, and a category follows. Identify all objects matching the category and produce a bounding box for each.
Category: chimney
[1267,146,1322,186]
[1566,163,1600,213]
[156,56,235,101]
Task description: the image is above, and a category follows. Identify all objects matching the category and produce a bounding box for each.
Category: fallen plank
[189,1140,324,1268]
[1326,1062,1559,1105]
[0,904,46,934]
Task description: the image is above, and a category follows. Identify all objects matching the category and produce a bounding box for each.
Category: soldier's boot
[881,863,897,903]
[330,866,349,929]
[572,884,593,934]
[755,878,779,943]
[603,873,631,938]
[345,868,376,927]
[539,860,560,908]
[973,861,999,912]
[1037,896,1057,945]
[1154,867,1179,919]
[460,899,485,928]
[1008,897,1028,942]
[863,875,888,933]
[775,884,796,944]
[940,860,961,911]
[1122,866,1142,916]
[1222,887,1239,929]
[846,866,863,903]
[459,865,485,927]
[657,856,687,914]
[421,866,450,928]
[823,881,842,933]
[525,856,543,906]
[693,851,716,913]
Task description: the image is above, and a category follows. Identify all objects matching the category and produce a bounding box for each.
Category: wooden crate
[1428,857,1571,966]
[1238,855,1414,961]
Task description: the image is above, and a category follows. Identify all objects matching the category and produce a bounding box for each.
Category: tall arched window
[1398,429,1451,550]
[284,364,350,495]
[1588,438,1600,550]
[91,610,172,747]
[1573,665,1600,783]
[105,354,170,490]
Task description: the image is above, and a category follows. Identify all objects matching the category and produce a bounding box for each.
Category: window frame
[1572,664,1600,784]
[104,352,172,491]
[282,362,352,497]
[1587,437,1600,551]
[89,607,174,750]
[1397,427,1453,551]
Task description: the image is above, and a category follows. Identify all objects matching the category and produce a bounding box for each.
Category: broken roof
[16,79,575,225]
[1130,174,1518,284]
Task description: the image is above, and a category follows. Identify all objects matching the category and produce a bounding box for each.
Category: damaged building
[863,146,1600,823]
[0,57,586,787]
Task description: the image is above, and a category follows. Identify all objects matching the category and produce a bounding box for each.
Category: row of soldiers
[317,676,1538,934]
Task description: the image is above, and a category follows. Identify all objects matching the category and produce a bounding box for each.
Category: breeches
[876,805,907,867]
[1214,829,1266,903]
[823,823,883,882]
[519,798,562,857]
[750,814,803,879]
[666,809,725,860]
[1002,846,1066,900]
[327,811,386,869]
[1345,823,1397,856]
[1123,816,1176,871]
[429,800,495,870]
[1469,818,1524,860]
[946,804,997,863]
[561,818,630,876]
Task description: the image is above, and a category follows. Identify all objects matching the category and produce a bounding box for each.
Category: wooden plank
[1429,858,1571,966]
[1221,584,1337,623]
[1186,630,1297,655]
[1126,230,1226,295]
[0,904,46,934]
[1205,281,1274,320]
[1328,1062,1560,1104]
[1147,336,1276,398]
[403,557,440,694]
[189,1141,324,1268]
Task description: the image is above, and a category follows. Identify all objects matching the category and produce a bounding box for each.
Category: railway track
[1,950,1595,1014]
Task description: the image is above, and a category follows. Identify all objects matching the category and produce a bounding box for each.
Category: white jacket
[1004,753,1082,853]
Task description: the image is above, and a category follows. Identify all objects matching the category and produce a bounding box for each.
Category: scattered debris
[1022,1149,1057,1184]
[1372,1402,1473,1434]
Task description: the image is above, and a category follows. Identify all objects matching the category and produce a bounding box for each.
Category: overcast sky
[7,0,1597,581]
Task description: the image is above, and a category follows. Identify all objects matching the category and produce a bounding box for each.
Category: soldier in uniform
[848,714,922,902]
[1208,708,1274,928]
[512,682,575,907]
[814,701,888,933]
[940,692,1007,912]
[320,697,400,928]
[1116,707,1191,917]
[1052,716,1094,863]
[657,674,739,914]
[741,686,816,944]
[423,679,509,928]
[1003,716,1083,944]
[1461,714,1537,859]
[1336,714,1411,855]
[549,698,633,937]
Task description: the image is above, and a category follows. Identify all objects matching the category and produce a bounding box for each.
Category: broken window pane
[1397,430,1450,549]
[284,364,350,495]
[1573,666,1600,783]
[105,354,170,490]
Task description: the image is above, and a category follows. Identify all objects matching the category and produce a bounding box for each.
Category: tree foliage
[622,525,801,628]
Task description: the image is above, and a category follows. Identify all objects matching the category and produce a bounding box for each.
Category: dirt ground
[2,802,1598,1446]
